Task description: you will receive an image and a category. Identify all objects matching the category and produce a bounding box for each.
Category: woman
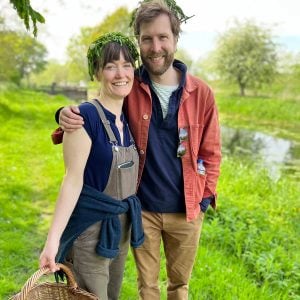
[39,32,144,300]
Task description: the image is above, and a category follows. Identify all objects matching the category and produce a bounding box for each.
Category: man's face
[138,14,177,76]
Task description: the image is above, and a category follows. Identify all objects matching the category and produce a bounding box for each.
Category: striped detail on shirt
[152,81,178,118]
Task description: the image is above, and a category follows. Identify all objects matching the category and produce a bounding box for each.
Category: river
[221,126,300,181]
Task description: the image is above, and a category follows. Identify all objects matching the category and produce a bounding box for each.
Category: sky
[2,0,300,61]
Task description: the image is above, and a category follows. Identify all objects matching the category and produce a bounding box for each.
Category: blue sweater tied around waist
[56,184,144,262]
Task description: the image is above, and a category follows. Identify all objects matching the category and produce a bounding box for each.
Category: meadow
[0,88,299,299]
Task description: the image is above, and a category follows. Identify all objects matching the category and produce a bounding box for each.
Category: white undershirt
[152,81,179,118]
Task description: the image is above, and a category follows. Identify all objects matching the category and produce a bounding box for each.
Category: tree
[0,29,47,84]
[9,0,45,36]
[175,48,193,70]
[193,54,218,82]
[29,60,71,86]
[275,51,300,99]
[66,7,133,83]
[291,52,300,78]
[213,19,278,96]
[65,26,93,83]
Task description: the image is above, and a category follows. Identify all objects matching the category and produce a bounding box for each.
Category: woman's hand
[39,240,60,272]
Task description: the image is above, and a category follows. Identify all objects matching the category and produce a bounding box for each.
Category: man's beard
[141,51,174,76]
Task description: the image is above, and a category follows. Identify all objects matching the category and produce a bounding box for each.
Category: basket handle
[17,263,77,300]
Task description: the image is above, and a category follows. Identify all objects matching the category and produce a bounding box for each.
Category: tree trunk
[239,84,245,96]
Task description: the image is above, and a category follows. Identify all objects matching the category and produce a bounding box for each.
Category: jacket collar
[135,60,199,102]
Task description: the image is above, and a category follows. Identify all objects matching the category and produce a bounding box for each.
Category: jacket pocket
[189,124,204,158]
[193,172,206,205]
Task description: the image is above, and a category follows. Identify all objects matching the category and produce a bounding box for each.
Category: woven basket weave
[10,263,99,300]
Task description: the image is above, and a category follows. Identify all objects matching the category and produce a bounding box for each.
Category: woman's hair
[87,32,139,81]
[93,42,135,77]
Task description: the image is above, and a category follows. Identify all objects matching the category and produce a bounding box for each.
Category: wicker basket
[10,263,99,300]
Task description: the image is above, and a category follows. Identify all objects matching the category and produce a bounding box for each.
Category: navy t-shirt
[79,101,132,192]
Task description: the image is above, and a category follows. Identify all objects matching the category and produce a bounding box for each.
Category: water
[221,126,300,181]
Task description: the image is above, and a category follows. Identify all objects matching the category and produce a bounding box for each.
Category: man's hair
[133,0,181,39]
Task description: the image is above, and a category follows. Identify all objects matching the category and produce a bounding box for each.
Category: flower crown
[130,0,194,27]
[87,32,139,81]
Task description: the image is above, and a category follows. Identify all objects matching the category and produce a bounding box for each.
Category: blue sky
[2,0,300,61]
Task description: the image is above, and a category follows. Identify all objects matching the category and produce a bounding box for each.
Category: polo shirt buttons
[140,150,145,155]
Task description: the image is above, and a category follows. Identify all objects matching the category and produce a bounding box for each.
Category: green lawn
[1,89,299,299]
[216,92,300,142]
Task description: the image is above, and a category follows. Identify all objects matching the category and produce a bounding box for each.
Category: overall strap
[126,124,135,145]
[90,99,118,144]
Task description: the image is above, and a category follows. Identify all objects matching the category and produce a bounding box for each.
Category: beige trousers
[132,211,204,300]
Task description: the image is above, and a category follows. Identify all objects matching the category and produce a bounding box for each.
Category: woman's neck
[97,94,123,120]
[97,94,124,144]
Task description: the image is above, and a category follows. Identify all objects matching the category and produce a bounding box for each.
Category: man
[56,1,221,299]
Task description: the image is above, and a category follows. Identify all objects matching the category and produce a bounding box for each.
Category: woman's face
[98,52,134,101]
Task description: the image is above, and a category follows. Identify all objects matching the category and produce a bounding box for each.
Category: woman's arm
[40,127,91,271]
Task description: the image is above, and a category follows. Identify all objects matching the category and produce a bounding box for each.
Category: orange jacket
[123,73,221,221]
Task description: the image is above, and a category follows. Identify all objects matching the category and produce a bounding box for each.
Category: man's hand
[200,197,212,213]
[59,105,84,132]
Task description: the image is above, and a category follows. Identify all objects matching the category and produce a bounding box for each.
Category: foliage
[290,52,300,77]
[203,157,300,299]
[64,27,93,83]
[9,0,45,36]
[87,32,139,81]
[0,89,70,299]
[66,7,133,83]
[0,29,47,85]
[213,19,278,96]
[193,54,219,81]
[174,48,193,70]
[29,60,72,87]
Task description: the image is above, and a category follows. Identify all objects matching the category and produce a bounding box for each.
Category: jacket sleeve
[51,107,64,144]
[198,89,221,207]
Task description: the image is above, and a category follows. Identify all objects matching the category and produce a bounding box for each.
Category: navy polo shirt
[80,101,132,192]
[137,60,187,212]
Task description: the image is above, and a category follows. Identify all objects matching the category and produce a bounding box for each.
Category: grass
[202,158,300,299]
[119,158,300,299]
[215,92,300,143]
[0,89,69,297]
[1,88,299,299]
